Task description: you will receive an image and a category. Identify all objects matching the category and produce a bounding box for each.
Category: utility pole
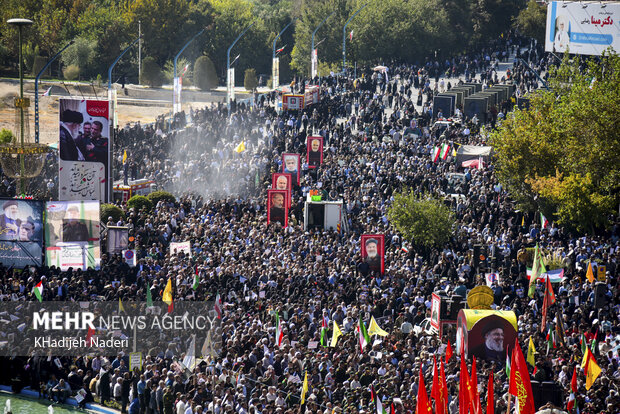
[138,20,142,85]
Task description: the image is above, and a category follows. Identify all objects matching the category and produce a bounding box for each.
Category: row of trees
[1,0,527,84]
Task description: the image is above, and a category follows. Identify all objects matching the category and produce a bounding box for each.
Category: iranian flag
[33,281,43,302]
[440,143,450,160]
[357,315,370,353]
[214,293,222,319]
[432,146,441,162]
[275,311,284,347]
[540,212,549,229]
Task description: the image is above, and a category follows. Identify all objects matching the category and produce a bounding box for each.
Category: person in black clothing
[268,192,286,227]
[62,206,90,242]
[59,110,85,161]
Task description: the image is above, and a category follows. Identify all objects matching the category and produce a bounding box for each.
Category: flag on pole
[431,357,445,414]
[580,333,587,355]
[567,392,576,412]
[193,267,200,290]
[540,212,549,229]
[526,267,565,283]
[276,46,286,54]
[581,347,601,390]
[214,293,222,319]
[521,215,525,227]
[182,335,196,370]
[181,64,189,77]
[118,297,125,313]
[440,143,450,160]
[42,86,52,96]
[33,281,43,302]
[433,146,441,162]
[417,363,432,414]
[446,340,453,362]
[349,30,354,41]
[591,330,598,353]
[300,371,309,405]
[527,336,536,367]
[86,326,95,346]
[330,320,343,347]
[235,141,246,153]
[440,360,448,414]
[275,311,284,347]
[585,261,595,283]
[471,357,481,414]
[546,326,556,355]
[505,350,511,377]
[486,370,494,414]
[509,339,536,414]
[122,150,128,164]
[146,283,153,307]
[459,351,471,414]
[162,278,173,313]
[570,366,577,393]
[357,315,370,352]
[320,315,328,347]
[541,275,556,333]
[368,316,388,337]
[528,244,541,298]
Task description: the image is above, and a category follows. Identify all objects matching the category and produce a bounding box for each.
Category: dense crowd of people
[0,32,618,414]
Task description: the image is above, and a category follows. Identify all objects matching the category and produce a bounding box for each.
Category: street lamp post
[7,18,33,194]
[311,11,335,79]
[173,28,206,114]
[272,19,296,90]
[107,37,139,203]
[35,40,74,143]
[227,22,255,110]
[343,2,370,74]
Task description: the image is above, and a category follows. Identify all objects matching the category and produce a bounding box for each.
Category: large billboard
[546,1,620,56]
[0,199,44,267]
[45,201,101,270]
[58,99,110,201]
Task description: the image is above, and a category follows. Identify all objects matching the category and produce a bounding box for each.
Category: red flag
[459,353,470,414]
[471,357,481,414]
[417,364,432,414]
[486,370,494,414]
[446,340,453,362]
[440,360,448,413]
[541,275,556,333]
[431,357,444,414]
[86,327,95,346]
[508,339,536,414]
[390,403,395,414]
[570,366,577,393]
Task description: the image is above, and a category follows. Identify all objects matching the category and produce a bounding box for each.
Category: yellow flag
[122,150,127,163]
[118,297,125,313]
[581,348,601,390]
[162,278,173,305]
[586,261,594,283]
[526,336,536,367]
[234,141,245,153]
[330,321,343,347]
[367,316,388,337]
[521,215,525,227]
[300,371,308,405]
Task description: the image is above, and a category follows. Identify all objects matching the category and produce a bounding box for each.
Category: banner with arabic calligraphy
[45,201,101,270]
[546,1,620,56]
[0,199,44,267]
[58,99,110,202]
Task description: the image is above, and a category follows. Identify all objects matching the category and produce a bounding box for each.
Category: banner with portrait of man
[281,153,300,185]
[361,234,385,275]
[267,190,288,228]
[306,136,324,169]
[456,309,518,362]
[45,201,101,270]
[272,173,292,208]
[58,99,110,202]
[0,199,44,267]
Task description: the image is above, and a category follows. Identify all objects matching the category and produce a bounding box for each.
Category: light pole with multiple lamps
[0,18,48,196]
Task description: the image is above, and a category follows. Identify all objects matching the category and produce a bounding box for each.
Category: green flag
[146,283,153,308]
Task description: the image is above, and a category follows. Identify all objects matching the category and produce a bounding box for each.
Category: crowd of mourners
[0,32,618,414]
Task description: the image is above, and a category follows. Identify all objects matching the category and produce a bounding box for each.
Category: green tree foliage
[244,68,258,91]
[147,190,176,205]
[514,0,546,46]
[0,129,14,144]
[61,37,97,78]
[101,204,125,223]
[491,52,620,234]
[141,56,163,87]
[387,191,455,249]
[127,195,153,212]
[63,64,80,80]
[194,55,218,90]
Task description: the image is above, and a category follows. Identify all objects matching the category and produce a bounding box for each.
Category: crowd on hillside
[0,32,618,414]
